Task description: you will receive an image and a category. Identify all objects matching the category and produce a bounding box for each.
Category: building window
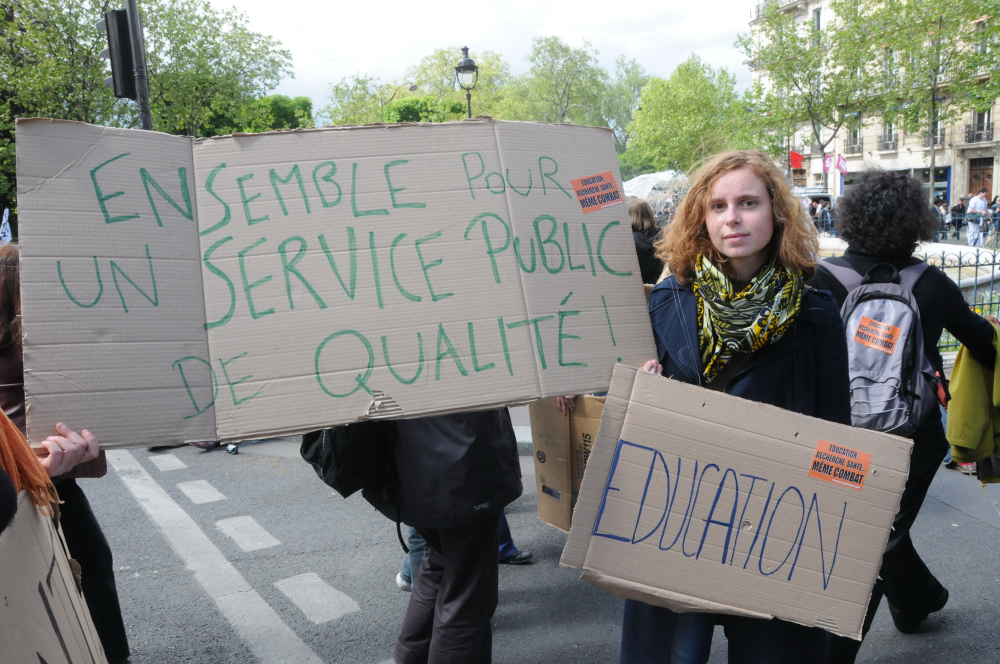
[878,122,897,151]
[792,169,806,187]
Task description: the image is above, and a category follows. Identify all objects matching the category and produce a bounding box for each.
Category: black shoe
[147,444,187,452]
[888,587,949,634]
[499,550,532,565]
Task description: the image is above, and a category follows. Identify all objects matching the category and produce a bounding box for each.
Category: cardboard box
[0,493,108,663]
[15,118,655,447]
[561,366,912,640]
[529,395,605,531]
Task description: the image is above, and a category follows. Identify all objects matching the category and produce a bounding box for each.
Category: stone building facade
[750,0,996,204]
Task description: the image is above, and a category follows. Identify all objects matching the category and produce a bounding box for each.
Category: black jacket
[391,409,522,530]
[648,276,851,425]
[633,228,664,284]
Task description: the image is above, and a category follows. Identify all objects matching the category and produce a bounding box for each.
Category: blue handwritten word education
[592,439,848,591]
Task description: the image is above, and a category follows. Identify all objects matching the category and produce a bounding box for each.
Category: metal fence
[817,213,1000,249]
[814,219,1000,351]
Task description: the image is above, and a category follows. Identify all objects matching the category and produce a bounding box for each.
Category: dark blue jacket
[648,276,852,425]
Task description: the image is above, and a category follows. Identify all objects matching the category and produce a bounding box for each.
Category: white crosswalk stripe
[148,453,187,471]
[177,479,226,504]
[106,450,323,664]
[216,515,281,552]
[274,572,360,624]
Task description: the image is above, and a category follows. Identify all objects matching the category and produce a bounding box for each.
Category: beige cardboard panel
[563,369,911,639]
[16,120,215,447]
[561,364,638,568]
[492,122,655,397]
[0,493,108,663]
[581,570,772,618]
[530,398,573,531]
[191,122,540,439]
[18,119,654,445]
[569,395,604,494]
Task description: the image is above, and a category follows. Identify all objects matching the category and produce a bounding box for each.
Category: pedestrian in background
[966,188,988,247]
[628,150,850,664]
[628,196,664,284]
[808,170,999,662]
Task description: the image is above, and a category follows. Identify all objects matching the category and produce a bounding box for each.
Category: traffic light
[96,10,136,100]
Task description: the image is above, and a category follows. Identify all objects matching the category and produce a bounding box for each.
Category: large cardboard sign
[561,366,912,639]
[15,119,654,447]
[0,493,109,663]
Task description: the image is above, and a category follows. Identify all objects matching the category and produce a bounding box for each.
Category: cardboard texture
[15,118,655,447]
[0,493,109,664]
[529,395,605,531]
[561,366,912,639]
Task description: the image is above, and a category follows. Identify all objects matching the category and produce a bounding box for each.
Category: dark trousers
[58,479,130,662]
[395,511,501,664]
[620,600,828,664]
[829,418,949,663]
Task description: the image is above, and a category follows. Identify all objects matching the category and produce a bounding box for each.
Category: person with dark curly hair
[808,169,999,663]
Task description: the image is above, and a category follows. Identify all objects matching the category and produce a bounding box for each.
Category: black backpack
[300,420,409,552]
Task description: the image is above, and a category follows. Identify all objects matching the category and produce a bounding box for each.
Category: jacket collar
[650,278,819,386]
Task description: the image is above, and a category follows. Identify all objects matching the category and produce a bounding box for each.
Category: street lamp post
[454,46,479,119]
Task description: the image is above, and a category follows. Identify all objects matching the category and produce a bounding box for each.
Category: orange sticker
[854,315,901,355]
[808,440,872,491]
[571,171,623,214]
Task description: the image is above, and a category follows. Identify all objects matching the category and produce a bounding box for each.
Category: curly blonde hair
[656,150,818,284]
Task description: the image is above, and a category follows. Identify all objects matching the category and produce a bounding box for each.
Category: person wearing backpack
[807,169,999,662]
[629,150,851,664]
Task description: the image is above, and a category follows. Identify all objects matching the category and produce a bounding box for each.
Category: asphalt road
[77,410,1000,664]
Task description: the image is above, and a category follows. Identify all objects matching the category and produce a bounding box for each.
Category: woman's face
[705,167,775,281]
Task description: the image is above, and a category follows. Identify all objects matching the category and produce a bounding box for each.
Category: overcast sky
[218,0,757,113]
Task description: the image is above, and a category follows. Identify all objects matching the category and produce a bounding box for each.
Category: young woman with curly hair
[808,169,998,663]
[625,151,851,664]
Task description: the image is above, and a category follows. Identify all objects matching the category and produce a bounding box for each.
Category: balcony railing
[966,123,994,143]
[845,139,863,155]
[921,127,946,147]
[877,135,898,151]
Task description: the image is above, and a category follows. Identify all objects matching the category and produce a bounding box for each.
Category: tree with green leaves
[627,55,753,172]
[0,0,294,215]
[497,36,608,126]
[261,94,314,129]
[143,0,292,137]
[0,0,127,213]
[404,46,510,117]
[602,56,649,154]
[863,0,1000,204]
[739,0,873,192]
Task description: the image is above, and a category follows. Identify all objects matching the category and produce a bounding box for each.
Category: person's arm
[812,295,852,425]
[38,423,99,478]
[933,269,997,367]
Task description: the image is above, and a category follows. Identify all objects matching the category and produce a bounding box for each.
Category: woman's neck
[727,253,768,285]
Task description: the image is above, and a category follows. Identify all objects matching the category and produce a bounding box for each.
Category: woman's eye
[742,200,756,208]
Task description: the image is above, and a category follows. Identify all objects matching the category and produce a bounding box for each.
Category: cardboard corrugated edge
[560,363,637,567]
[580,570,772,619]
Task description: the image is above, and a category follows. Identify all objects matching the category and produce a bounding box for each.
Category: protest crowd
[4,2,1000,662]
[3,137,999,664]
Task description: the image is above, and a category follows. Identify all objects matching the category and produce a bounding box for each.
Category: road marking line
[107,450,323,664]
[148,453,187,471]
[274,572,360,624]
[217,515,281,552]
[177,479,226,504]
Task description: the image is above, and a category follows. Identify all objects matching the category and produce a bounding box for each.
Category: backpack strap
[819,260,864,292]
[898,261,931,291]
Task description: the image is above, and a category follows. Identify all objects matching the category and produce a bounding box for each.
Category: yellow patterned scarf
[692,254,803,383]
